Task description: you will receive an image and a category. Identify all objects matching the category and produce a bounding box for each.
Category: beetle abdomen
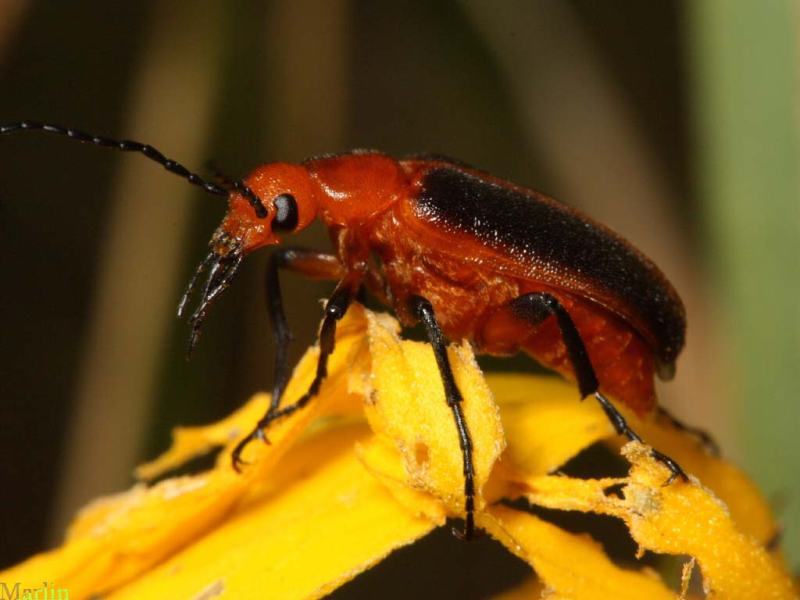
[407,165,686,372]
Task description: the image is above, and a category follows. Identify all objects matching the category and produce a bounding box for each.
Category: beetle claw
[230,423,274,472]
[254,426,272,445]
[650,448,689,485]
[451,513,477,541]
[231,433,255,473]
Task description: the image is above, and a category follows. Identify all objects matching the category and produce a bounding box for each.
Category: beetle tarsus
[452,522,475,541]
[651,448,689,484]
[254,427,270,443]
[594,391,689,483]
[452,494,477,541]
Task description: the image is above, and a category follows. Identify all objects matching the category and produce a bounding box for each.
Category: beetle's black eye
[272,193,298,231]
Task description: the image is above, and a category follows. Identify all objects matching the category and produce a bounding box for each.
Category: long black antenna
[0,121,267,217]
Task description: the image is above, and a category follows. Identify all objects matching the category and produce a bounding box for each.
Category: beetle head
[219,163,318,253]
[178,163,318,355]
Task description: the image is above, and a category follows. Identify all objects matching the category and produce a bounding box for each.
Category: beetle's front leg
[410,295,477,541]
[232,275,355,472]
[510,292,688,483]
[263,247,344,412]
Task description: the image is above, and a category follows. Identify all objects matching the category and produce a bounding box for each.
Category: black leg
[657,407,720,456]
[510,292,688,483]
[263,248,344,411]
[410,296,476,541]
[232,280,353,471]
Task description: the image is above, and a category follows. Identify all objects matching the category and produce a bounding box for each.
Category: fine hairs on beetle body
[2,121,715,539]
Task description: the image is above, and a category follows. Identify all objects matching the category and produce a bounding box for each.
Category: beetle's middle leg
[510,292,688,483]
[410,295,477,541]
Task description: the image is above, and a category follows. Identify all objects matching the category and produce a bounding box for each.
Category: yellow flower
[2,305,796,599]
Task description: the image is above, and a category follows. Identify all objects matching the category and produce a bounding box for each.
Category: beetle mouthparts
[178,233,244,358]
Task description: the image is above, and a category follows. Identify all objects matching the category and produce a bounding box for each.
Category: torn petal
[617,444,796,599]
[510,442,797,599]
[605,406,779,545]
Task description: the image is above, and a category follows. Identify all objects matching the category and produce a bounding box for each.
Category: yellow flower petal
[1,471,246,598]
[109,424,435,600]
[512,442,796,599]
[360,309,505,517]
[135,393,270,481]
[356,435,448,525]
[3,307,795,600]
[138,305,370,482]
[479,505,675,599]
[617,444,796,599]
[487,372,613,477]
[606,408,779,545]
[489,372,780,547]
[2,307,374,598]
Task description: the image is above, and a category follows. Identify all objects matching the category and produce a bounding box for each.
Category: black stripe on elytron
[414,166,685,367]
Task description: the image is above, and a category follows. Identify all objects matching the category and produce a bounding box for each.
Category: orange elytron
[1,122,691,538]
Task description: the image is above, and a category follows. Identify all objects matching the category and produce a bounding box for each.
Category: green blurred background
[0,0,797,594]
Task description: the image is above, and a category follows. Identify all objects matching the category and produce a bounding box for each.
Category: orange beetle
[1,122,695,539]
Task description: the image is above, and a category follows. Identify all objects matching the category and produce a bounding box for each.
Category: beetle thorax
[305,153,407,226]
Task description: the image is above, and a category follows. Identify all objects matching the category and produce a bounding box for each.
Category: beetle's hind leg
[231,248,345,471]
[411,296,477,541]
[510,292,689,484]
